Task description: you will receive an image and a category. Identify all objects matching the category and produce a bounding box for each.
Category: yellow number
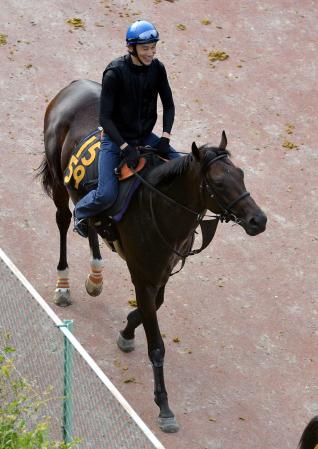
[82,142,100,166]
[76,135,96,158]
[74,165,86,190]
[64,155,78,184]
[64,136,101,188]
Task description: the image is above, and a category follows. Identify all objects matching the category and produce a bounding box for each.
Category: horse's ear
[192,141,201,161]
[219,130,227,150]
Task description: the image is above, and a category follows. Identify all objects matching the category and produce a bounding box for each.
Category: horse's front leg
[117,285,166,353]
[85,227,104,297]
[53,186,72,307]
[135,283,179,433]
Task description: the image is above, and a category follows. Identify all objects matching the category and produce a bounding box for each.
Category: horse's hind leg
[52,185,72,307]
[117,285,166,353]
[54,190,104,301]
[85,228,104,297]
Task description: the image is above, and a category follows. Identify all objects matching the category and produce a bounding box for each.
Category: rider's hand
[121,145,140,169]
[155,137,170,157]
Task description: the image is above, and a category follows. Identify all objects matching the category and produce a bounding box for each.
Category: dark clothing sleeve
[158,63,175,134]
[99,69,126,147]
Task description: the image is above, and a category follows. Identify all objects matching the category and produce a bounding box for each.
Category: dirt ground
[1,1,318,448]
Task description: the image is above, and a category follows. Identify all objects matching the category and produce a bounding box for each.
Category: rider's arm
[99,69,126,148]
[158,62,175,138]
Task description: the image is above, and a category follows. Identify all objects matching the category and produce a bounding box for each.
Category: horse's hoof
[117,332,135,352]
[85,277,103,297]
[53,288,71,307]
[158,416,180,433]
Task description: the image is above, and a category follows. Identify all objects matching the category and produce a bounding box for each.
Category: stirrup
[73,218,88,238]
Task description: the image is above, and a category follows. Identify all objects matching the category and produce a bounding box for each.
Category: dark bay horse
[38,79,267,433]
[299,416,318,449]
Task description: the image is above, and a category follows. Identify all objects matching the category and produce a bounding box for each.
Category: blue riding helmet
[126,20,159,45]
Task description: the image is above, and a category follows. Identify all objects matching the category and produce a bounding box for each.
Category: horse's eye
[212,177,224,187]
[238,168,244,178]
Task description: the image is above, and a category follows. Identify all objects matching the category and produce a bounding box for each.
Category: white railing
[0,248,165,449]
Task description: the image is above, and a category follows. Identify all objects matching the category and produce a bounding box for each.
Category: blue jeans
[75,133,180,220]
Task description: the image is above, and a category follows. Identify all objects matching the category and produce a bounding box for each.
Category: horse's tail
[35,154,57,198]
[298,416,318,449]
[36,155,53,198]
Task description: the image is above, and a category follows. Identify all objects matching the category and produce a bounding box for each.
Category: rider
[74,20,180,237]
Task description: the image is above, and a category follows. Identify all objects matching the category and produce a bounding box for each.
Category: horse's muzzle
[244,211,267,236]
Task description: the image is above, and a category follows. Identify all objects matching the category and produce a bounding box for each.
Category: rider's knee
[95,188,117,207]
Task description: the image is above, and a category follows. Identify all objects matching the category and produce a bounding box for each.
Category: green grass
[0,343,79,449]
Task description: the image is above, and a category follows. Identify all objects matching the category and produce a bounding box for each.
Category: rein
[131,151,250,275]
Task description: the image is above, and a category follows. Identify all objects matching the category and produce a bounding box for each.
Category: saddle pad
[63,129,154,222]
[64,128,102,193]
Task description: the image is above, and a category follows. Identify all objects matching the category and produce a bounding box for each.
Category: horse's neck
[141,161,204,244]
[164,161,204,216]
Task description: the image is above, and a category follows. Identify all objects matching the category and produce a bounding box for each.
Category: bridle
[131,150,250,273]
[201,152,250,223]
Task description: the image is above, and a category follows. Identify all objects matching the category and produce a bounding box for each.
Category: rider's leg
[75,135,120,221]
[73,135,120,237]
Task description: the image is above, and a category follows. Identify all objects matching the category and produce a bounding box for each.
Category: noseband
[202,152,250,223]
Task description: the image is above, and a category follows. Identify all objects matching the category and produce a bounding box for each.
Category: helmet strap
[128,45,145,66]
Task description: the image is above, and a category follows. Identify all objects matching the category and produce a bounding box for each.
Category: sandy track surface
[1,1,317,448]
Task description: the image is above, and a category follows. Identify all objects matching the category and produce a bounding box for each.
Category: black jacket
[99,54,175,147]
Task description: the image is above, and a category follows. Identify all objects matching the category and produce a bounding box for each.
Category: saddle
[64,128,164,244]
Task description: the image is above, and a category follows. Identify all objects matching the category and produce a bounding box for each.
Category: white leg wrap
[88,258,103,284]
[56,268,70,289]
[90,258,104,270]
[86,258,103,297]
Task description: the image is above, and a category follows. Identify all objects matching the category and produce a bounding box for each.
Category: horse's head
[192,131,267,236]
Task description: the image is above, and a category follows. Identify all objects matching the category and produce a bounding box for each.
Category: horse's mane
[146,153,193,186]
[147,145,231,187]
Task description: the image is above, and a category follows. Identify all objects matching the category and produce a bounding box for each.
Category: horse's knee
[149,347,165,367]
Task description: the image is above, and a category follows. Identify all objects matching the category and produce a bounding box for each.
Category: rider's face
[134,43,157,65]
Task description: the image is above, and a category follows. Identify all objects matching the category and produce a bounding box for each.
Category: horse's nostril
[249,214,267,229]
